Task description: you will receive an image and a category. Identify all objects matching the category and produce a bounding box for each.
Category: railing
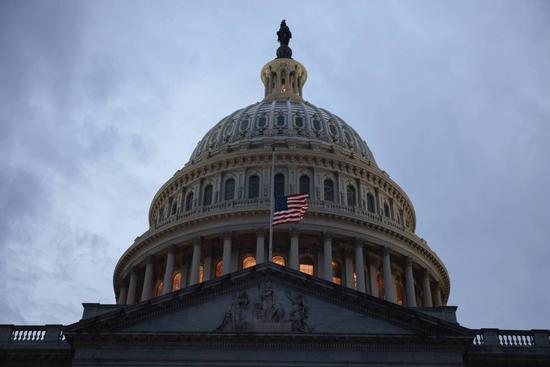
[471,329,550,349]
[154,198,410,235]
[0,325,66,344]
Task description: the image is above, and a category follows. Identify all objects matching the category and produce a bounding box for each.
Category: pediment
[67,264,467,338]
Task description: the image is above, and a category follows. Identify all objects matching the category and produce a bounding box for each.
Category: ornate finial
[276,20,292,59]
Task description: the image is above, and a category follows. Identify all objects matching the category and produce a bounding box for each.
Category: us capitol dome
[113,20,450,310]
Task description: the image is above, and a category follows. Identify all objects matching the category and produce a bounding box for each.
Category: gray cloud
[0,0,549,329]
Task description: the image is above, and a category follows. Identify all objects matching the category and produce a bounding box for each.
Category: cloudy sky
[1,1,549,330]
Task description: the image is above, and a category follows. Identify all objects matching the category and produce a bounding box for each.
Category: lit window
[215,260,223,278]
[242,256,256,269]
[332,261,342,285]
[198,264,204,283]
[395,277,404,306]
[299,257,314,275]
[377,271,385,299]
[155,281,164,297]
[353,272,357,289]
[172,272,181,291]
[272,255,286,266]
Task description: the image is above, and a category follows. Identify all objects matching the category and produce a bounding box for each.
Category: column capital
[383,246,391,256]
[323,232,333,241]
[289,227,300,237]
[405,257,413,266]
[255,229,266,237]
[192,237,201,246]
[223,231,232,241]
[145,255,154,265]
[354,238,364,248]
[167,244,177,253]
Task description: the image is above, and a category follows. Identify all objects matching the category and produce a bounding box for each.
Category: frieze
[215,282,312,333]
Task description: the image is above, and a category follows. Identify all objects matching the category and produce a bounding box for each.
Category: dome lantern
[261,20,307,101]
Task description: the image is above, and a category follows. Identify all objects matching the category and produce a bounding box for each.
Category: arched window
[198,264,204,283]
[299,175,310,195]
[274,174,285,198]
[395,275,404,306]
[242,256,256,269]
[346,185,356,206]
[203,185,213,206]
[384,201,390,218]
[367,193,375,213]
[272,255,286,266]
[248,175,260,199]
[376,271,385,299]
[324,179,334,202]
[299,257,314,275]
[154,281,164,297]
[185,192,194,211]
[215,260,223,278]
[332,261,342,285]
[224,179,235,200]
[172,272,182,291]
[171,200,178,215]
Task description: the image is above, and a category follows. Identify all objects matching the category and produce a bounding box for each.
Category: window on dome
[203,185,213,206]
[367,193,376,213]
[324,179,334,202]
[172,272,182,291]
[332,261,342,285]
[294,115,304,128]
[171,201,177,215]
[312,119,321,130]
[242,256,256,269]
[299,175,310,195]
[257,116,267,128]
[328,123,338,136]
[384,202,390,218]
[198,264,204,283]
[376,271,385,299]
[346,185,356,207]
[281,78,286,93]
[155,281,164,297]
[276,114,285,127]
[248,175,260,199]
[272,255,286,266]
[215,260,223,278]
[240,118,249,131]
[185,192,194,211]
[224,179,235,200]
[299,257,314,275]
[274,174,285,198]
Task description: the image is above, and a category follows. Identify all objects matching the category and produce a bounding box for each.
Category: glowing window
[172,272,181,291]
[242,256,256,269]
[353,271,357,289]
[299,257,314,275]
[272,256,286,266]
[198,264,204,283]
[377,271,385,299]
[155,281,164,297]
[215,260,223,278]
[332,261,342,285]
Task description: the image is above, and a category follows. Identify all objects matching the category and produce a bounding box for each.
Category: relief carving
[215,282,311,333]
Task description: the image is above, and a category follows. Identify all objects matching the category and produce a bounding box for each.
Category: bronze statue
[276,20,293,59]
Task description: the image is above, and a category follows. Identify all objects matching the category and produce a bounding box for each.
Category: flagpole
[268,146,275,262]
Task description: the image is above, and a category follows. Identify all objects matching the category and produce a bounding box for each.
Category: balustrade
[471,329,549,348]
[0,325,65,344]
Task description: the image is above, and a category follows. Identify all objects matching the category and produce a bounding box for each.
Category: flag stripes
[272,193,309,226]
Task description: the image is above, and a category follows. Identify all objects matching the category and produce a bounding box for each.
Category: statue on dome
[276,20,293,59]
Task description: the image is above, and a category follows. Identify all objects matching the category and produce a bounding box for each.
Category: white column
[162,247,176,295]
[189,239,201,285]
[289,229,299,270]
[117,285,128,305]
[433,283,443,307]
[126,270,138,305]
[354,241,366,293]
[405,257,417,307]
[141,257,155,301]
[203,256,212,282]
[423,271,433,307]
[323,234,333,281]
[222,233,232,275]
[344,253,354,288]
[382,247,397,303]
[256,230,265,264]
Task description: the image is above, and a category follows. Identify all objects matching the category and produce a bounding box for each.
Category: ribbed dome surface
[189,99,376,165]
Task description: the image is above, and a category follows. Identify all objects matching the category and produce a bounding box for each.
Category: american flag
[272,193,309,226]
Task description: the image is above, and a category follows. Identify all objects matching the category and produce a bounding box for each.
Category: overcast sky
[1,1,549,330]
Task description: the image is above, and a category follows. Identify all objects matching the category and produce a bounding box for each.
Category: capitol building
[1,22,549,367]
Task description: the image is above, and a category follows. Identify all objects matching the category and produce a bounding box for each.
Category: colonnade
[117,230,444,308]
